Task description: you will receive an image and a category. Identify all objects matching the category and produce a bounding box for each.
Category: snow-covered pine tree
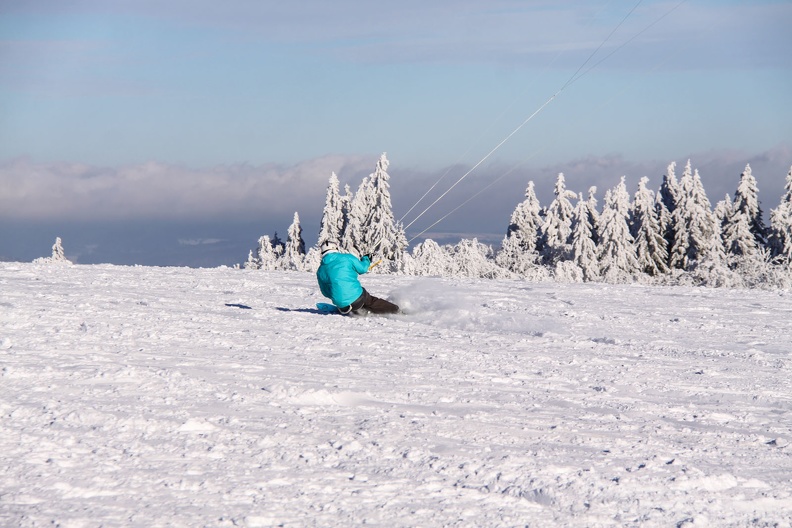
[540,173,577,264]
[586,186,600,245]
[496,234,541,277]
[730,164,768,250]
[273,242,284,262]
[670,161,716,270]
[243,249,260,270]
[682,181,736,286]
[34,237,72,265]
[659,161,680,216]
[317,172,345,249]
[339,184,353,246]
[723,208,757,259]
[705,208,728,266]
[52,237,67,261]
[668,162,691,269]
[408,239,450,276]
[257,235,278,270]
[302,246,322,273]
[496,181,543,275]
[769,166,792,264]
[506,181,543,249]
[341,176,371,256]
[597,177,638,282]
[713,194,733,229]
[362,153,407,269]
[687,167,718,267]
[713,193,739,260]
[655,191,672,264]
[630,177,668,276]
[244,235,279,270]
[658,161,680,260]
[448,239,506,279]
[569,192,599,281]
[271,232,285,255]
[282,212,306,271]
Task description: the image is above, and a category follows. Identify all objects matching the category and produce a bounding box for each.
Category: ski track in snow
[1,262,791,527]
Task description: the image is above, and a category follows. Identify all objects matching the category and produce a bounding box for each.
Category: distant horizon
[3,147,789,268]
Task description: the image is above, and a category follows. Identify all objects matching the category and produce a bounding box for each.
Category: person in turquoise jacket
[316,241,400,315]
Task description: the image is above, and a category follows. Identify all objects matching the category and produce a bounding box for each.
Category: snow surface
[2,262,791,527]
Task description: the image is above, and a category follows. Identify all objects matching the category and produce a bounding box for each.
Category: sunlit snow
[2,262,791,526]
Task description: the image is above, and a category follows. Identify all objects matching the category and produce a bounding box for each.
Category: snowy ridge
[1,262,791,526]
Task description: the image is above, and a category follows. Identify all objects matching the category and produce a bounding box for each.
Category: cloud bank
[0,155,372,221]
[2,146,789,266]
[3,145,790,233]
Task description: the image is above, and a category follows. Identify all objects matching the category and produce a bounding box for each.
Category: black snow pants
[339,288,399,315]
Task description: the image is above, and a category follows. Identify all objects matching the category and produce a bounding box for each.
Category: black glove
[362,253,373,261]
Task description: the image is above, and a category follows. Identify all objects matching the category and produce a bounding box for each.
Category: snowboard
[316,302,339,314]
[315,302,402,316]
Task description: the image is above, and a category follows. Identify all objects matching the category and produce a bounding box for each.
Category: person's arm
[351,254,371,274]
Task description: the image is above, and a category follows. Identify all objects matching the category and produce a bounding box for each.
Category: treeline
[243,155,792,289]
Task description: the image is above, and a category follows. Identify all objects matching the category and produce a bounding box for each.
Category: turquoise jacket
[316,252,371,307]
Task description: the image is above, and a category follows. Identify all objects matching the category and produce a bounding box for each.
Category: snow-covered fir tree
[655,190,672,264]
[341,176,371,255]
[339,184,353,246]
[730,164,767,250]
[658,161,680,258]
[705,210,728,266]
[597,177,637,282]
[496,181,543,275]
[631,177,668,276]
[683,184,735,287]
[33,237,72,265]
[282,212,306,271]
[52,237,67,261]
[670,161,717,270]
[244,235,279,270]
[540,173,577,264]
[407,239,450,276]
[658,162,680,216]
[243,250,259,270]
[668,164,690,269]
[723,208,757,259]
[688,168,718,266]
[769,166,792,264]
[506,181,543,250]
[713,194,733,229]
[271,232,285,255]
[317,172,345,249]
[586,186,600,245]
[302,246,322,273]
[448,239,507,279]
[496,233,541,277]
[569,192,599,281]
[261,235,280,270]
[362,153,407,268]
[237,155,792,287]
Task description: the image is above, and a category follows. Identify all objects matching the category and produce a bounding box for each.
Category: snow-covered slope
[1,262,791,527]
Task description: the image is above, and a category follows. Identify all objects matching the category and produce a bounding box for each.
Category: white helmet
[321,240,339,255]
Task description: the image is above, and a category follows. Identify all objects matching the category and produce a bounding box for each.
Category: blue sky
[1,1,790,265]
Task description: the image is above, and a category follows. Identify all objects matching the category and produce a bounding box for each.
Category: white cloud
[177,238,223,246]
[8,1,789,69]
[0,155,372,221]
[3,145,788,245]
